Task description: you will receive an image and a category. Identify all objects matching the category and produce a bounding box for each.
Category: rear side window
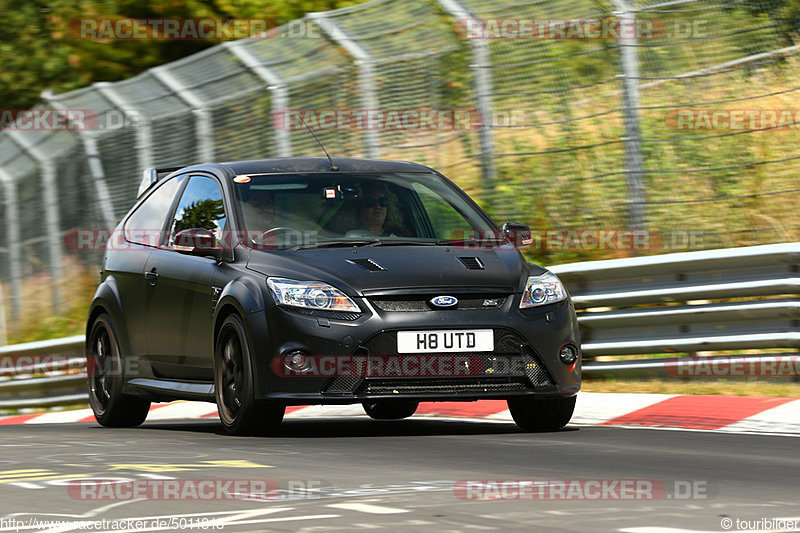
[125,176,183,246]
[168,175,227,246]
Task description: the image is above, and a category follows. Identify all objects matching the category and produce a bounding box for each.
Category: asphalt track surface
[0,417,797,533]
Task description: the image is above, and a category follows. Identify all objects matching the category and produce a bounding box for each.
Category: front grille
[312,329,556,397]
[525,357,553,386]
[323,376,363,393]
[358,329,555,388]
[370,295,507,312]
[359,377,528,395]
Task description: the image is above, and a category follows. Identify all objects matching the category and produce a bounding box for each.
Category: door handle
[144,269,159,286]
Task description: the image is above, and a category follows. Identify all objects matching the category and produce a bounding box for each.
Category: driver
[242,188,275,235]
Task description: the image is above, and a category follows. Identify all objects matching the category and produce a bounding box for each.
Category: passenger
[242,188,275,234]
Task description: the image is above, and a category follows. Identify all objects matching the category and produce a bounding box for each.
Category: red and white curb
[1,393,798,435]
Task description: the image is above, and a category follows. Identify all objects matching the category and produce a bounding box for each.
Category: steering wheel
[344,229,378,239]
[256,227,299,248]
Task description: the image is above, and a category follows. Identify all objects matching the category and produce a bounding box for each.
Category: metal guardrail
[551,242,800,358]
[0,243,798,410]
[0,335,87,411]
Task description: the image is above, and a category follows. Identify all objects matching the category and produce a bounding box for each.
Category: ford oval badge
[430,295,458,308]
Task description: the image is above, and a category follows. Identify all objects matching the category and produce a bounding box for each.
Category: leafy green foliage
[0,0,362,109]
[174,198,225,233]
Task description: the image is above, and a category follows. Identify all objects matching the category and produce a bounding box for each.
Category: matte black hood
[246,244,545,296]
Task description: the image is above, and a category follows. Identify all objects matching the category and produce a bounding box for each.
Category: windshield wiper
[288,240,380,251]
[290,239,437,251]
[364,239,436,247]
[435,237,504,246]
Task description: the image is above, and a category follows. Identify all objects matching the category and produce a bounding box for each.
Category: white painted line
[3,393,799,437]
[484,409,513,421]
[220,514,340,526]
[722,399,800,434]
[284,405,366,418]
[572,392,675,425]
[594,424,800,438]
[143,401,218,421]
[327,502,410,514]
[24,409,94,424]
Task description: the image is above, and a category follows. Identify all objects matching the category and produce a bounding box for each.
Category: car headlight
[520,272,567,309]
[267,277,360,312]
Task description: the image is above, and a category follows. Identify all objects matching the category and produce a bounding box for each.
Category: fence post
[309,12,380,158]
[438,0,496,204]
[41,91,118,229]
[150,67,216,163]
[0,279,5,345]
[3,132,63,313]
[0,168,22,324]
[94,82,153,171]
[611,0,646,231]
[223,41,292,158]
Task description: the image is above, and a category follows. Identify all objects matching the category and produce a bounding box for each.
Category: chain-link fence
[0,0,798,336]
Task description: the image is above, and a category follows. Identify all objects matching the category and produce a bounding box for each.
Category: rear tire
[214,314,284,435]
[87,313,150,427]
[508,396,576,431]
[363,400,419,420]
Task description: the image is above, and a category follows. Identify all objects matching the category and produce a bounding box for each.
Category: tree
[0,0,362,110]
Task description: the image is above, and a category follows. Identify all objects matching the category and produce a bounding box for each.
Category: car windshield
[232,172,500,249]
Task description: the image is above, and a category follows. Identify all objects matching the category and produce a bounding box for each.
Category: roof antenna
[297,114,339,171]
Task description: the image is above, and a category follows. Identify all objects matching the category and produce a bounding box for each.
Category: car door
[110,175,184,358]
[144,174,228,380]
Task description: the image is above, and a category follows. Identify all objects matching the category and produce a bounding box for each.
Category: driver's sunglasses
[362,196,388,208]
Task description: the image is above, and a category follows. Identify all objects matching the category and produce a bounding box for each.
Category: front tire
[363,400,419,420]
[87,313,150,427]
[214,314,284,435]
[508,396,576,431]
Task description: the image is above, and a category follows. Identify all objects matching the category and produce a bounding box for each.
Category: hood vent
[347,258,387,272]
[458,256,485,270]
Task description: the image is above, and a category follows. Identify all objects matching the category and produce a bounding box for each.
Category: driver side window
[169,176,227,247]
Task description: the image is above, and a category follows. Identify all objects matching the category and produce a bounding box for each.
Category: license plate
[397,329,494,353]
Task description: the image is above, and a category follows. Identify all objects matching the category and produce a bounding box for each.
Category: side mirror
[174,228,223,259]
[502,222,533,247]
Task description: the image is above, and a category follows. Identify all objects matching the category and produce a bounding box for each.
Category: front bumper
[246,297,581,404]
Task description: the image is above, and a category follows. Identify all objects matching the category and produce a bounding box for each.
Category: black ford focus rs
[86,157,580,435]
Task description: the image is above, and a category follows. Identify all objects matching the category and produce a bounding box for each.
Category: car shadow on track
[123,418,580,438]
